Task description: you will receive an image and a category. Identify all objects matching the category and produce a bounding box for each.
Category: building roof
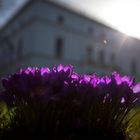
[0,0,117,33]
[0,0,140,42]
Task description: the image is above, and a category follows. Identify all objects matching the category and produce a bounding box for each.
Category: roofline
[0,0,115,33]
[43,0,140,41]
[0,0,140,42]
[0,0,34,34]
[43,0,119,32]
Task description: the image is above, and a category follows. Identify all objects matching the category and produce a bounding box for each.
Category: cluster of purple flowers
[0,64,140,139]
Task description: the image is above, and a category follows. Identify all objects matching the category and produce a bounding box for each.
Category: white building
[0,0,140,81]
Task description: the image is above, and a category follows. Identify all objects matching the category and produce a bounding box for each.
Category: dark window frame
[110,52,115,64]
[57,15,64,24]
[86,45,93,63]
[17,38,23,59]
[88,27,94,35]
[99,49,104,64]
[55,37,63,58]
[131,60,137,75]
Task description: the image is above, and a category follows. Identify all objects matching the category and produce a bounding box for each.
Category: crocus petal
[133,83,140,93]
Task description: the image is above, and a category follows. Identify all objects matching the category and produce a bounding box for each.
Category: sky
[56,0,140,39]
[0,0,27,27]
[0,0,140,39]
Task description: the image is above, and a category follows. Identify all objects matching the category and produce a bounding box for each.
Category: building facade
[0,0,140,82]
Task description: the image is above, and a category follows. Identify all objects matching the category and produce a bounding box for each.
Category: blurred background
[0,0,140,86]
[1,1,140,138]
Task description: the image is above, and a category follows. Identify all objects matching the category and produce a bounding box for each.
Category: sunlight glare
[102,0,140,38]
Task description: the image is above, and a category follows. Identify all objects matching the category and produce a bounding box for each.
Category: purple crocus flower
[0,64,140,139]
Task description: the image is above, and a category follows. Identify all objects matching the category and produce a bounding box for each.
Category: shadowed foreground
[0,64,140,139]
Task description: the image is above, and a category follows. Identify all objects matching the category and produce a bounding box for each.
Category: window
[99,49,104,64]
[86,46,93,63]
[131,60,137,75]
[17,38,23,59]
[110,52,115,64]
[55,38,63,58]
[57,15,64,24]
[99,31,107,44]
[2,37,14,61]
[88,27,94,35]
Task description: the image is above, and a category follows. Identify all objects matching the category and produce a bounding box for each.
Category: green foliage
[0,65,140,139]
[125,107,140,139]
[0,101,15,137]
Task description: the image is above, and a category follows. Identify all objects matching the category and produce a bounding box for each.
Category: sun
[103,0,140,38]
